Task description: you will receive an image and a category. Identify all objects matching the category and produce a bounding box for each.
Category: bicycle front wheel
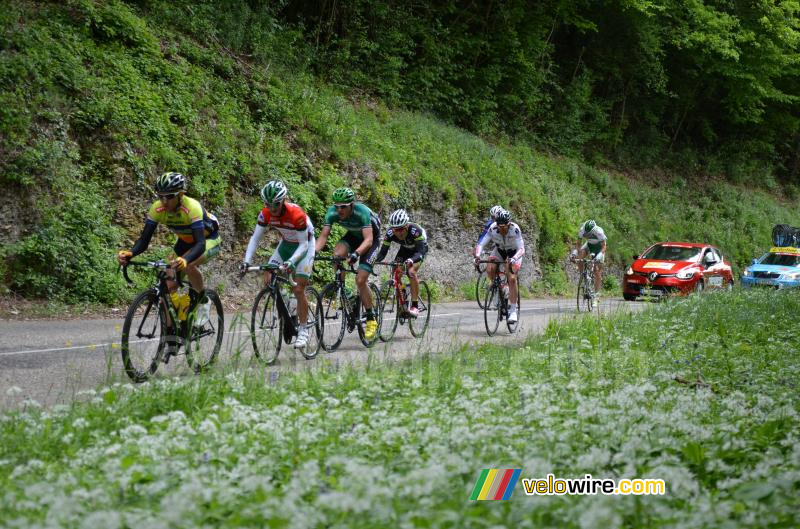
[320,282,346,352]
[483,284,501,336]
[475,270,488,309]
[577,275,593,312]
[356,283,382,348]
[121,289,165,383]
[251,287,281,364]
[409,281,432,338]
[186,289,223,373]
[379,281,399,342]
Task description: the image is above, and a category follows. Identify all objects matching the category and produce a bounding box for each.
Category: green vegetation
[1,289,798,526]
[1,1,799,303]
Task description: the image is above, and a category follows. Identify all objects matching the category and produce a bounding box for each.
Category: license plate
[708,276,722,287]
[755,278,775,286]
[641,289,663,296]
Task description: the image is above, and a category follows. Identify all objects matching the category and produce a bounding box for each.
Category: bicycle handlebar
[120,260,182,286]
[244,265,298,287]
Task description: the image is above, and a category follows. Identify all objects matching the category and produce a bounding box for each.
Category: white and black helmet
[154,172,186,194]
[490,205,504,218]
[388,208,410,228]
[495,209,512,225]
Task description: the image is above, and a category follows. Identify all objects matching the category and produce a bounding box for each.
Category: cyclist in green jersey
[118,172,220,324]
[314,187,382,340]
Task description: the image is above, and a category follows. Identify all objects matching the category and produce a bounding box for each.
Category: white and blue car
[741,247,800,288]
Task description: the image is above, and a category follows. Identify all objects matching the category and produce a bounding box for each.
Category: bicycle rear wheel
[121,289,165,383]
[251,287,281,364]
[320,282,346,352]
[300,286,322,359]
[186,289,223,373]
[475,270,488,309]
[409,281,432,338]
[356,283,382,348]
[379,281,399,342]
[483,284,501,336]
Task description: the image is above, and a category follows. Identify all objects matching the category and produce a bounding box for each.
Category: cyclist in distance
[117,172,220,325]
[570,219,607,304]
[240,180,316,349]
[375,209,429,317]
[473,209,524,324]
[314,187,382,340]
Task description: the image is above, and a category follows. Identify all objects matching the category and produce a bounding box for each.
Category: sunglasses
[266,201,283,209]
[394,225,408,232]
[158,193,179,200]
[334,203,351,210]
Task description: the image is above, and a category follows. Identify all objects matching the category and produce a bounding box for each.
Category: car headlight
[626,266,633,275]
[782,272,800,280]
[676,269,695,280]
[742,269,751,277]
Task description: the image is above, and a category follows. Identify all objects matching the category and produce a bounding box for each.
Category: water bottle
[501,282,509,300]
[345,287,358,310]
[170,291,191,321]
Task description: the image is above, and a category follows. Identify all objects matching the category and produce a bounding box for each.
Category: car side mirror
[632,254,639,260]
[751,258,758,265]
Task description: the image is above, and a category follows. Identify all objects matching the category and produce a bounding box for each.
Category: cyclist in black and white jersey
[473,209,524,324]
[474,205,504,257]
[376,209,429,318]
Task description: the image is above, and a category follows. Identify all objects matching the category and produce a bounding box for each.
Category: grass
[1,289,798,527]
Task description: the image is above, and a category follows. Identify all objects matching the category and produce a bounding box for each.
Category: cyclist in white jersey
[473,209,524,324]
[570,219,607,306]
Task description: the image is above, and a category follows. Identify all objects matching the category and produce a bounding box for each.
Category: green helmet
[260,180,288,205]
[583,219,596,233]
[332,187,356,204]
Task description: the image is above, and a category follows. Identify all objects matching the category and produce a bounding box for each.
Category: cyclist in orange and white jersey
[241,180,316,348]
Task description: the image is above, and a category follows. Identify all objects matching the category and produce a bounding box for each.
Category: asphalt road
[0,297,642,408]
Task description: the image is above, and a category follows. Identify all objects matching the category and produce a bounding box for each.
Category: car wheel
[726,280,733,292]
[694,280,704,294]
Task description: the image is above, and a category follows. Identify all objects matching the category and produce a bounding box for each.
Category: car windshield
[760,253,800,266]
[641,245,702,261]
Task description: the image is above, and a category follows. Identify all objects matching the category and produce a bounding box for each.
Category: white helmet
[490,205,504,218]
[388,209,410,228]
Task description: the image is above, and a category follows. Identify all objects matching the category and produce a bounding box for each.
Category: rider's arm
[286,228,310,268]
[315,225,331,253]
[244,224,267,263]
[375,232,391,262]
[511,227,525,262]
[130,220,157,257]
[180,226,207,264]
[475,231,490,257]
[354,225,373,256]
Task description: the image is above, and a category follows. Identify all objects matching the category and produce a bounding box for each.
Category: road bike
[120,260,223,382]
[376,261,432,341]
[316,256,382,351]
[244,264,322,364]
[478,259,520,336]
[574,256,598,312]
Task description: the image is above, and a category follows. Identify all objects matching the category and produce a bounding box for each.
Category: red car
[623,242,734,300]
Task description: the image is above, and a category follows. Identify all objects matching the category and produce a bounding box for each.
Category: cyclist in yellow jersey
[117,172,220,324]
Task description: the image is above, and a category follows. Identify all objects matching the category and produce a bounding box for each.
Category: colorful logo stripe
[470,469,521,500]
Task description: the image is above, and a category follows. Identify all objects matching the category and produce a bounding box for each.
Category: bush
[4,181,124,303]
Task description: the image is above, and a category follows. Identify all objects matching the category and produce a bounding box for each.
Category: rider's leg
[355,269,373,311]
[293,276,309,325]
[594,263,603,293]
[508,268,519,304]
[408,262,420,302]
